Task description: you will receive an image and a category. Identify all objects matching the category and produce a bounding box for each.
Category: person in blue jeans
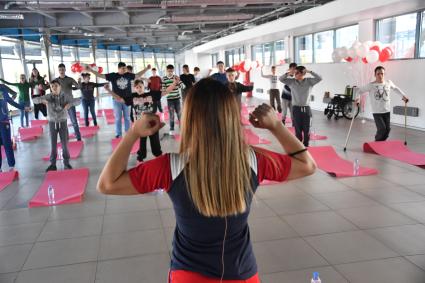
[0,74,32,128]
[89,62,151,138]
[78,73,106,126]
[0,84,29,172]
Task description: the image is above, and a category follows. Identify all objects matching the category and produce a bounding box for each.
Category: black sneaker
[77,138,82,141]
[137,155,145,163]
[46,164,57,172]
[64,163,73,170]
[115,135,120,138]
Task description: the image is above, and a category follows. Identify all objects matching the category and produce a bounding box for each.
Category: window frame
[375,10,423,60]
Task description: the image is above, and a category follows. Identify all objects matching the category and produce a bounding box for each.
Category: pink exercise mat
[111,137,139,154]
[308,146,378,177]
[42,141,84,160]
[244,129,271,145]
[69,126,100,139]
[30,119,48,127]
[28,168,89,208]
[364,140,425,168]
[97,109,104,116]
[16,127,43,141]
[0,170,18,192]
[105,114,115,125]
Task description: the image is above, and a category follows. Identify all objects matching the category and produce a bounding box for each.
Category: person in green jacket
[0,74,32,127]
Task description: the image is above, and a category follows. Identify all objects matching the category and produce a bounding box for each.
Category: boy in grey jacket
[279,66,322,147]
[33,80,81,172]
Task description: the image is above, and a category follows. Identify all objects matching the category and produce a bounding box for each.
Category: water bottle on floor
[353,158,360,176]
[311,272,321,283]
[48,185,55,205]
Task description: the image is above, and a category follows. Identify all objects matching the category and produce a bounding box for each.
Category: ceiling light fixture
[0,14,24,20]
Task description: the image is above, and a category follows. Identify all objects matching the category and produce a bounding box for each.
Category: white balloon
[339,47,348,58]
[366,50,379,63]
[348,47,357,59]
[332,50,342,62]
[352,40,361,49]
[357,45,369,58]
[363,41,373,47]
[250,60,258,69]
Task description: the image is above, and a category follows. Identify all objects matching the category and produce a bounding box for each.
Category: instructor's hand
[249,103,280,131]
[130,114,165,137]
[402,96,409,103]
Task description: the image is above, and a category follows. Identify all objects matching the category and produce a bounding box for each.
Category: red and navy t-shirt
[128,148,291,280]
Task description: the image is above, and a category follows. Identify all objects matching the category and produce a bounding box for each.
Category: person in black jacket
[179,64,195,103]
[281,63,297,125]
[78,73,107,126]
[225,68,254,110]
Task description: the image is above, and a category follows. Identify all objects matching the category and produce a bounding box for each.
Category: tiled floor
[1,97,425,283]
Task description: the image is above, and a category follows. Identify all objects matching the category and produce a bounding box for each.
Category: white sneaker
[169,130,174,136]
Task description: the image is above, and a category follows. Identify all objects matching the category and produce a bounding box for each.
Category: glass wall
[79,47,93,64]
[335,25,359,48]
[133,51,145,73]
[295,34,313,64]
[376,13,417,59]
[95,49,108,74]
[251,44,263,65]
[274,40,287,64]
[24,41,48,78]
[263,43,273,66]
[120,50,133,66]
[314,30,334,63]
[0,37,24,83]
[107,49,120,73]
[52,45,62,77]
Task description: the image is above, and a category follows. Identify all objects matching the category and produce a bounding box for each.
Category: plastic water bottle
[353,158,360,176]
[311,272,321,283]
[47,185,55,205]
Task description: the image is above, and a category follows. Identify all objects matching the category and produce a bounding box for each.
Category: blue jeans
[81,99,97,126]
[67,106,81,140]
[19,101,30,128]
[0,122,15,167]
[113,100,130,137]
[167,99,181,131]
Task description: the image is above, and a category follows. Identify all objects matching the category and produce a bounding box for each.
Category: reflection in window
[335,25,359,48]
[314,30,334,63]
[420,12,425,58]
[377,13,417,59]
[295,34,313,64]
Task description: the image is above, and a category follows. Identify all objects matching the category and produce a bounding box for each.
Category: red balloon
[370,45,381,53]
[97,66,103,74]
[89,63,96,67]
[71,64,77,73]
[379,47,392,62]
[362,57,368,64]
[239,61,246,73]
[345,57,353,62]
[75,64,83,73]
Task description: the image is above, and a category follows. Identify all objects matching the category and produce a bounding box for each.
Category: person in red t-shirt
[97,78,316,283]
[148,68,163,113]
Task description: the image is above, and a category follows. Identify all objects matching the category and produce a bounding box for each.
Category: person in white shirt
[356,66,409,141]
[261,66,281,113]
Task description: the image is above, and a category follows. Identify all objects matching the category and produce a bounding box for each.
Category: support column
[41,33,55,81]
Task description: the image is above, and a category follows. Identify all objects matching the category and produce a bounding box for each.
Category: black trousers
[34,103,47,119]
[151,91,163,113]
[137,132,162,161]
[373,112,391,141]
[292,106,312,147]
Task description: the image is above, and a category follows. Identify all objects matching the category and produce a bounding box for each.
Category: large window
[79,47,93,64]
[133,52,144,74]
[263,43,273,66]
[155,52,167,71]
[211,53,218,67]
[165,53,175,67]
[52,45,62,77]
[275,40,287,64]
[0,37,24,83]
[420,11,425,58]
[314,30,334,63]
[24,41,48,77]
[225,47,244,67]
[251,44,263,65]
[95,49,107,74]
[295,34,313,64]
[377,13,417,59]
[120,51,133,66]
[336,25,359,48]
[107,49,120,73]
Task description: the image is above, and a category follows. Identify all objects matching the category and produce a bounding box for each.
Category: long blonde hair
[179,78,252,217]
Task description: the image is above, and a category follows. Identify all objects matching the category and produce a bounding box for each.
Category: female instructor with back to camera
[97,78,316,283]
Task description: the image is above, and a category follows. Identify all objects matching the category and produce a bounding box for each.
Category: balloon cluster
[71,62,103,74]
[332,41,393,64]
[232,59,262,73]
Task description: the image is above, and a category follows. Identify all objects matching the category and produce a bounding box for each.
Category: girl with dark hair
[29,68,49,119]
[97,78,316,283]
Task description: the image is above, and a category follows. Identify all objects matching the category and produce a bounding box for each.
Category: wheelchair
[324,93,360,120]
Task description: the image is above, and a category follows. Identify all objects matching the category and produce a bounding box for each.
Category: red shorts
[169,270,260,283]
